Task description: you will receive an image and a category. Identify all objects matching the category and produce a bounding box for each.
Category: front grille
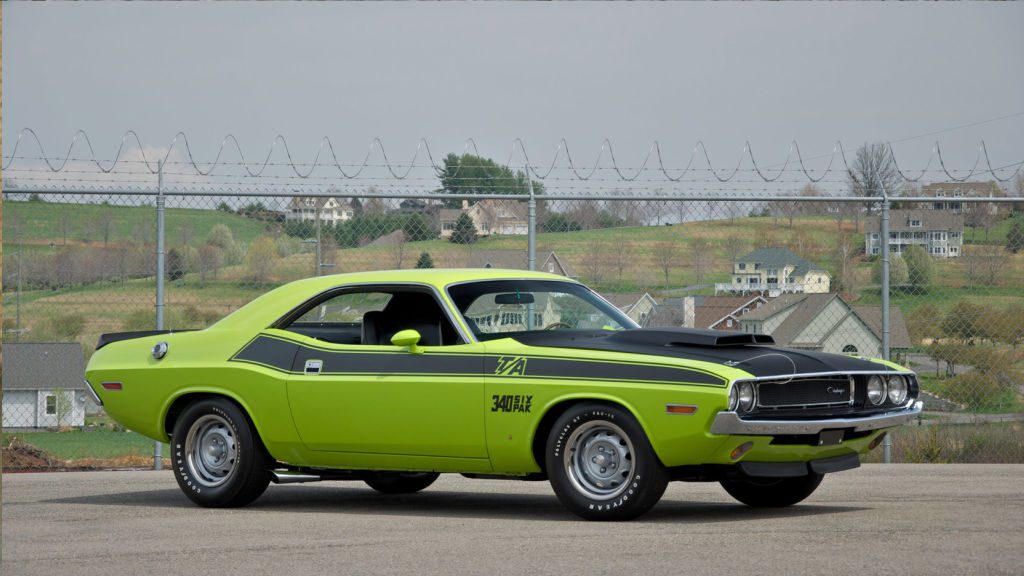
[756,376,854,409]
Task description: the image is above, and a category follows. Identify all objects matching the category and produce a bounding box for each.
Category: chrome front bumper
[710,401,923,436]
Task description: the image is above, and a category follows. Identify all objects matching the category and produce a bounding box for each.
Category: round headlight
[888,375,907,404]
[866,375,886,405]
[728,384,739,411]
[737,382,756,413]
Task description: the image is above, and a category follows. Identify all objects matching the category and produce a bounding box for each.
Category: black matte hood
[508,328,902,379]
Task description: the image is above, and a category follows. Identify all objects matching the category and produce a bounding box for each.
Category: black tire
[171,397,272,508]
[545,403,669,521]
[720,472,824,508]
[364,472,440,494]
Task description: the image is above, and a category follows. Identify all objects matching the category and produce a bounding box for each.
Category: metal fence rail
[4,186,1024,467]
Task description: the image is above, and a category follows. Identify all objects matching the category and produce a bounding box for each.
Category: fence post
[154,160,165,471]
[527,170,536,272]
[880,193,893,464]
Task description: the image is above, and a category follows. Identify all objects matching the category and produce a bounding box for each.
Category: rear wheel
[364,472,440,494]
[720,472,824,508]
[171,397,272,508]
[545,403,668,521]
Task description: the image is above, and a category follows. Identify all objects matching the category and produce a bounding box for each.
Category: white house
[2,343,87,428]
[285,197,355,224]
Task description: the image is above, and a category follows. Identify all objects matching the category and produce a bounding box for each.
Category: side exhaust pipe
[270,470,322,484]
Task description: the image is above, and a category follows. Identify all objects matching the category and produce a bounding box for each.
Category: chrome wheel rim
[563,421,634,500]
[185,414,238,488]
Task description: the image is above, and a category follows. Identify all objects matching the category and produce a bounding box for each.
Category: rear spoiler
[96,330,196,350]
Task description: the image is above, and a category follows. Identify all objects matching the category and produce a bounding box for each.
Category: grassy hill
[3,199,267,248]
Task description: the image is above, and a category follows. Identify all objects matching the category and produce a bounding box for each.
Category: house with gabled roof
[465,250,577,279]
[285,197,355,224]
[682,294,769,332]
[602,293,659,327]
[864,209,964,258]
[716,247,830,296]
[738,293,911,360]
[2,343,88,428]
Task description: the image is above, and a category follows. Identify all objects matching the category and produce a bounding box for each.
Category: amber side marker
[101,382,123,390]
[730,442,754,460]
[868,431,888,451]
[665,404,698,415]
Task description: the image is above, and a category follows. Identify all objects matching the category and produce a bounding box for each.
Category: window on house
[45,395,57,415]
[910,220,921,228]
[842,345,858,354]
[951,247,959,255]
[872,247,879,255]
[726,319,734,328]
[738,263,746,270]
[754,263,762,270]
[950,232,960,239]
[871,233,878,239]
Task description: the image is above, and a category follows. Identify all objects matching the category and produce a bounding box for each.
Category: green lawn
[2,430,169,461]
[3,198,267,247]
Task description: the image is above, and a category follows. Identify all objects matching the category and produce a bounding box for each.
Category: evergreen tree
[415,252,435,269]
[449,213,478,244]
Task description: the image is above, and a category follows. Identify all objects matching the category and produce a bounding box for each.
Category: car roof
[212,268,576,331]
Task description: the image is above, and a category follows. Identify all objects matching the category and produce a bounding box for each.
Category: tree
[166,248,186,281]
[436,153,544,208]
[872,254,908,287]
[942,300,986,344]
[94,206,116,247]
[848,142,901,214]
[449,213,478,244]
[834,232,858,293]
[690,238,712,285]
[401,213,437,242]
[652,241,677,288]
[903,245,933,291]
[723,235,745,265]
[415,252,435,269]
[207,224,236,251]
[246,236,279,281]
[198,244,224,284]
[906,303,943,345]
[1006,219,1024,254]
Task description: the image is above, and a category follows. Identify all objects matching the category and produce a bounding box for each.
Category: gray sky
[3,3,1023,192]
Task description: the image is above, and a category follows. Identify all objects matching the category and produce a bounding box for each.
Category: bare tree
[723,235,745,264]
[652,241,677,288]
[835,232,858,293]
[94,206,116,247]
[690,238,712,285]
[611,238,633,282]
[849,142,901,215]
[390,231,408,269]
[581,241,604,283]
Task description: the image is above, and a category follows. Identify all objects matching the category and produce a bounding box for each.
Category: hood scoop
[605,328,774,348]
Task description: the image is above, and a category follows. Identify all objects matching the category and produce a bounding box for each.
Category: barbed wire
[3,129,1022,183]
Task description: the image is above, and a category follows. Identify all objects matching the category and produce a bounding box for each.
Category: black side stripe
[230,334,726,387]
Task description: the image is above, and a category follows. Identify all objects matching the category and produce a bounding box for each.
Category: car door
[278,286,488,459]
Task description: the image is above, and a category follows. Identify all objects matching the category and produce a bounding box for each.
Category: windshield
[447,279,637,341]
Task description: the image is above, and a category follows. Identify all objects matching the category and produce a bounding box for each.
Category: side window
[293,292,391,324]
[286,292,392,345]
[285,289,462,346]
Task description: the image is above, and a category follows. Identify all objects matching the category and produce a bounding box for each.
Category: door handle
[304,359,323,375]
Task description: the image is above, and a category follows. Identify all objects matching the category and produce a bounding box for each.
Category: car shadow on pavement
[45,485,866,523]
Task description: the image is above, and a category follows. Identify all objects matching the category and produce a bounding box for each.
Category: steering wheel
[543,322,572,331]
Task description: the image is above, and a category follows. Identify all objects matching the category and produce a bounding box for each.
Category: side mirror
[391,329,423,354]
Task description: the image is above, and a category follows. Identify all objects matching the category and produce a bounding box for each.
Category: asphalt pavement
[3,465,1022,576]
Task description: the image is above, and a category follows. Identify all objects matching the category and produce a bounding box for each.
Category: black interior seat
[361,292,451,346]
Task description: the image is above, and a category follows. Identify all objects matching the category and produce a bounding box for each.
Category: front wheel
[171,397,272,508]
[364,472,440,494]
[720,472,824,508]
[545,403,669,521]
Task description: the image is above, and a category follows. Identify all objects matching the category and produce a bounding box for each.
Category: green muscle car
[85,269,921,520]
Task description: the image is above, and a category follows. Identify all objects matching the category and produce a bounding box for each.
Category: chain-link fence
[3,184,1024,468]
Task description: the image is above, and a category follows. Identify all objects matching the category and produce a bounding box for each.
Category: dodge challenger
[85,269,922,520]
